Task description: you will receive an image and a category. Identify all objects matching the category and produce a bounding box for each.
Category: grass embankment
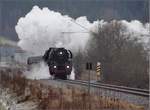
[0,67,145,110]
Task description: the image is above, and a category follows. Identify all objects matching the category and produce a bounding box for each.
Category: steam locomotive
[27,48,73,79]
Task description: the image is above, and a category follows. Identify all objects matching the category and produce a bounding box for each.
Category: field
[0,67,145,110]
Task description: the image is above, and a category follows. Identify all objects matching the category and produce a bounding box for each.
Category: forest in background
[74,21,149,89]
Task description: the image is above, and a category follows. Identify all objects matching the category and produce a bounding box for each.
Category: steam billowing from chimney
[15,6,149,79]
[15,6,99,56]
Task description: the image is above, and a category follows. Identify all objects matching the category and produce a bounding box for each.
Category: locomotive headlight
[59,52,63,55]
[66,65,70,68]
[53,65,57,68]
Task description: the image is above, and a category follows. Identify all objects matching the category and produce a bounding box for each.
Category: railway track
[55,79,149,97]
[1,66,149,97]
[71,79,149,93]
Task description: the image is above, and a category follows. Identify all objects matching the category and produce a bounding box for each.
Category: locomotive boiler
[27,48,73,79]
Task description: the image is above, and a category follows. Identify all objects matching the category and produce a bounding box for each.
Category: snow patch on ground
[0,86,38,110]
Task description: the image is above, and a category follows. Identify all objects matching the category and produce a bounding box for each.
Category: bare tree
[85,21,149,88]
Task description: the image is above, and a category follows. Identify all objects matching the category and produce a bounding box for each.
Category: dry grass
[0,68,146,110]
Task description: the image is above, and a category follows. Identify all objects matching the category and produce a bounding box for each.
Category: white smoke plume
[24,62,50,79]
[15,6,149,80]
[121,20,150,44]
[15,6,98,80]
[15,6,99,56]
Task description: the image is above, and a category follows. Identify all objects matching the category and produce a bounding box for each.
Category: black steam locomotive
[27,48,73,79]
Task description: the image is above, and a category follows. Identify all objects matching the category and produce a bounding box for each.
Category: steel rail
[55,79,149,97]
[71,79,149,93]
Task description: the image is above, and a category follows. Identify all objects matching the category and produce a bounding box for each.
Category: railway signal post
[86,62,92,110]
[96,62,101,81]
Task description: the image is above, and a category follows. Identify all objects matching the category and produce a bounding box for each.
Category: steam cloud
[15,6,98,80]
[15,6,99,56]
[15,6,149,80]
[24,62,50,79]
